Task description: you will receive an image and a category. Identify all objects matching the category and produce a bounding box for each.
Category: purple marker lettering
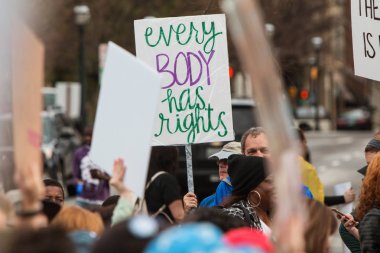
[187,52,203,86]
[156,53,175,89]
[174,52,190,86]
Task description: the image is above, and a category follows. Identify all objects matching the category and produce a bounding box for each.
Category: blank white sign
[90,42,161,198]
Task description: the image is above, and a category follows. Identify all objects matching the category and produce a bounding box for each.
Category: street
[306,130,373,253]
[307,131,370,195]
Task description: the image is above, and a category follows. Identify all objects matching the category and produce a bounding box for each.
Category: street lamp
[311,36,323,131]
[74,4,90,128]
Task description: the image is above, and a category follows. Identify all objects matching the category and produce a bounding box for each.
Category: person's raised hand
[13,163,48,229]
[183,192,198,213]
[14,163,44,210]
[109,158,129,195]
[343,187,356,203]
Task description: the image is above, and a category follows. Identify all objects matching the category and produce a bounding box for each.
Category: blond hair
[51,205,104,235]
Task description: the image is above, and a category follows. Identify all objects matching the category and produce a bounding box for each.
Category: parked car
[337,107,372,130]
[175,98,258,201]
[294,105,329,131]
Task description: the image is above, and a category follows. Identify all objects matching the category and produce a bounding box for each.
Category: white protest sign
[334,181,353,214]
[134,14,234,145]
[351,0,380,81]
[90,42,161,198]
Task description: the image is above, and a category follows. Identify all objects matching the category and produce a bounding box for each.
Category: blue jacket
[200,177,313,207]
[200,177,233,207]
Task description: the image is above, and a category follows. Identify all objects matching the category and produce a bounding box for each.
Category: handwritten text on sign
[135,15,234,145]
[351,0,380,81]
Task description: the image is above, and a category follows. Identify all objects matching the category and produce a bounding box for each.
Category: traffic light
[300,89,309,100]
[288,85,297,99]
[310,66,318,80]
[229,66,234,79]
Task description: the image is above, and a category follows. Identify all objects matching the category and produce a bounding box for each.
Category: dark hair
[365,145,380,153]
[5,227,75,253]
[92,218,156,253]
[102,195,120,207]
[83,126,93,137]
[221,194,246,208]
[296,128,306,142]
[147,146,179,181]
[240,127,265,154]
[43,179,65,199]
[96,205,117,229]
[82,126,93,145]
[95,195,119,229]
[296,128,311,162]
[183,207,247,232]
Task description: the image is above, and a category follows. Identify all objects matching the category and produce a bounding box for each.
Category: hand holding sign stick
[221,0,306,252]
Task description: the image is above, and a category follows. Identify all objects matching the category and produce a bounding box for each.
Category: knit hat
[228,155,267,196]
[209,142,242,160]
[366,138,380,151]
[358,138,380,176]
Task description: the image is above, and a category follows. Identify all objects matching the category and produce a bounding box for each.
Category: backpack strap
[133,171,169,218]
[145,171,167,190]
[143,171,175,224]
[151,204,174,224]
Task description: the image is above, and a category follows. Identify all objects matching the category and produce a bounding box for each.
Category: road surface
[306,130,373,253]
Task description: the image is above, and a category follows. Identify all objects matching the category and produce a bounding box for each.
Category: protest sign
[351,0,380,81]
[334,181,353,214]
[90,42,161,198]
[12,20,43,176]
[134,14,234,146]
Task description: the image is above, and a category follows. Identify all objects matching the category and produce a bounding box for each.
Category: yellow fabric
[299,157,325,203]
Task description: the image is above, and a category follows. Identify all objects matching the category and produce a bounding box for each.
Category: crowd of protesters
[0,127,379,253]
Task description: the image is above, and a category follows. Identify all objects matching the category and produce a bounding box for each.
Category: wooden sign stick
[221,0,306,252]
